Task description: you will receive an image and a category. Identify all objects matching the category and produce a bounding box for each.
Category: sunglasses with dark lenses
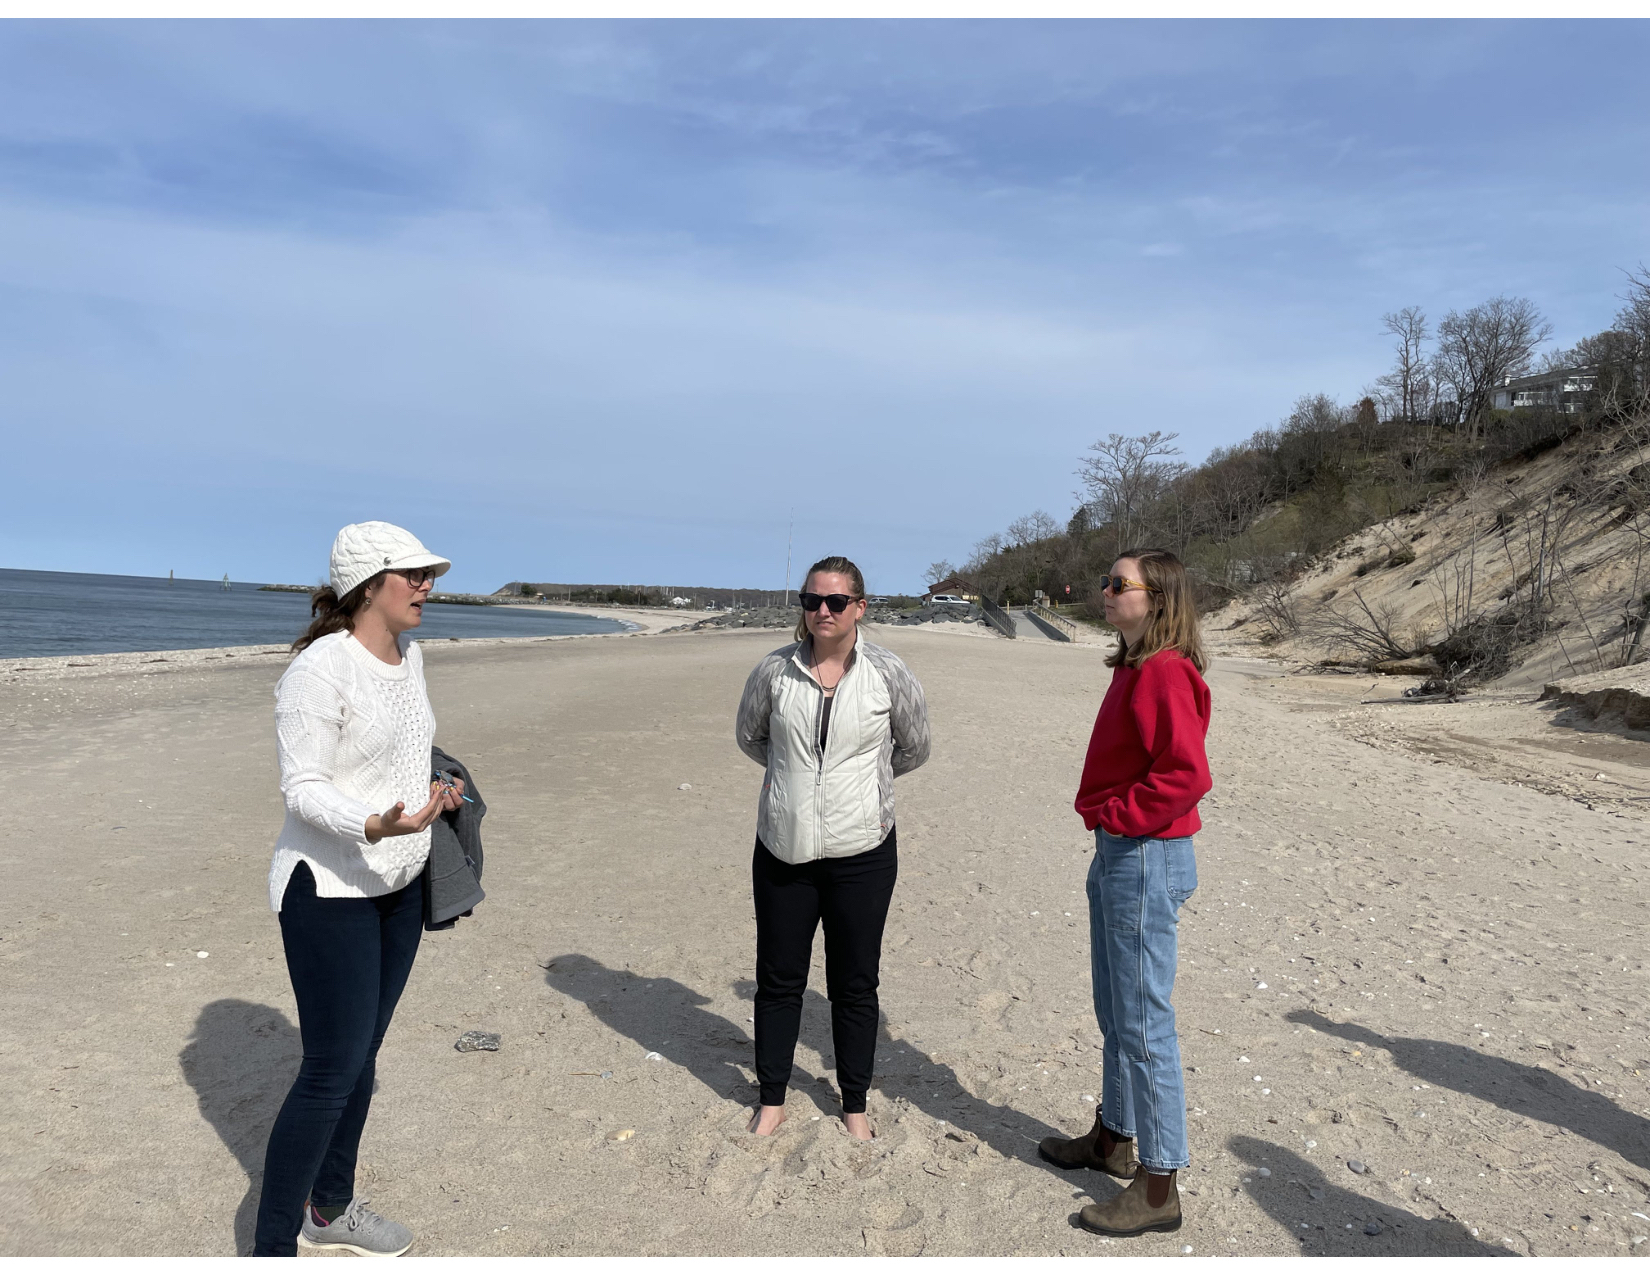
[799,592,860,613]
[395,567,439,587]
[1098,574,1158,596]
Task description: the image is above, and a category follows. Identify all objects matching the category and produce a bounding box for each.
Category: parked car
[866,595,889,605]
[929,594,968,605]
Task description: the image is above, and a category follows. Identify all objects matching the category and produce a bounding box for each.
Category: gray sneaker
[298,1196,415,1257]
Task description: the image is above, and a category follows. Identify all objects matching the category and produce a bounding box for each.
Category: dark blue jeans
[252,863,423,1256]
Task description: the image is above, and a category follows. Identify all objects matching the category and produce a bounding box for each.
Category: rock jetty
[671,601,988,634]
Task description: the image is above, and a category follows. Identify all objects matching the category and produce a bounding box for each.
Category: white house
[1490,366,1597,413]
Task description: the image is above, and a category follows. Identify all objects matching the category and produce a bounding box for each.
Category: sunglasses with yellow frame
[1097,574,1159,596]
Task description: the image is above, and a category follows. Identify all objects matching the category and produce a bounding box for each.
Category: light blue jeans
[1087,828,1197,1172]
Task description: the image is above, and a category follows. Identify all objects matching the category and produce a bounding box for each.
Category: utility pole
[783,508,794,607]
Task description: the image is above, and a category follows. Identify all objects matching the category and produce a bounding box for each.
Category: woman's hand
[436,774,467,811]
[365,782,447,843]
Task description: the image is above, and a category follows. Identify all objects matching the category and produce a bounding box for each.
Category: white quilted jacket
[736,635,930,864]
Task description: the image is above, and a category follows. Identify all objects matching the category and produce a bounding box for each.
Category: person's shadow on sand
[178,999,301,1255]
[773,981,1070,1173]
[1287,1008,1650,1173]
[1229,1136,1516,1255]
[541,954,801,1102]
[544,955,1070,1181]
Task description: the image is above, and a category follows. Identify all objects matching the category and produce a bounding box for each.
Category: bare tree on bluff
[1432,296,1552,439]
[1076,431,1186,553]
[1006,510,1062,546]
[1273,393,1348,490]
[1618,264,1650,404]
[965,533,1004,573]
[1376,306,1431,425]
[1194,443,1278,541]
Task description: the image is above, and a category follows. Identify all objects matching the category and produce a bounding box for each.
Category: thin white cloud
[2,20,1646,588]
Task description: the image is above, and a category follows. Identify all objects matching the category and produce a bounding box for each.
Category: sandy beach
[4,622,1649,1256]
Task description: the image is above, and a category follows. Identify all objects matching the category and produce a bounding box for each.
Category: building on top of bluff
[1491,365,1598,414]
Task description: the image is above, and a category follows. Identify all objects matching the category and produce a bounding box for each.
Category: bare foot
[748,1104,787,1135]
[842,1111,874,1141]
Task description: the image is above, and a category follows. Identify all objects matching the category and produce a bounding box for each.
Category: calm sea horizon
[0,568,632,658]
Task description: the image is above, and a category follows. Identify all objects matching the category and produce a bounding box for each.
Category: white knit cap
[329,521,451,597]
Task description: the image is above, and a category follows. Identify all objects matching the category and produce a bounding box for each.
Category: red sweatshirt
[1074,649,1212,839]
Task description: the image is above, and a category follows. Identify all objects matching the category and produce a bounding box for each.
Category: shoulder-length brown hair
[291,572,384,654]
[1105,547,1206,674]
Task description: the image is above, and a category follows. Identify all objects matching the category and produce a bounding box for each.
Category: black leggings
[252,862,423,1256]
[752,828,898,1114]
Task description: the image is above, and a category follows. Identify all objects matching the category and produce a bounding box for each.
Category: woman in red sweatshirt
[1040,548,1211,1238]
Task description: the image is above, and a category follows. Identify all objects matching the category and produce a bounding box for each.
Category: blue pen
[436,771,476,803]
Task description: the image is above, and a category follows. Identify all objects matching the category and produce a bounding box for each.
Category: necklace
[812,648,848,692]
[811,631,854,692]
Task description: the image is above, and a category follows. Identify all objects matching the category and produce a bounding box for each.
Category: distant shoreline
[0,624,654,683]
[0,569,646,662]
[259,583,511,607]
[256,583,669,611]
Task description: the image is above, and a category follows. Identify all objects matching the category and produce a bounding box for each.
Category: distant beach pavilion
[923,574,978,603]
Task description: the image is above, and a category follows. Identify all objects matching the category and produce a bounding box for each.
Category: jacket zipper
[813,677,825,862]
[803,645,855,863]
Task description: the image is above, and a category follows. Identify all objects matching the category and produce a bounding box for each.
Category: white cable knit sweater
[268,630,437,911]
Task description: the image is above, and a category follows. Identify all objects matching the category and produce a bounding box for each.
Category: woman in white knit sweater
[253,522,464,1259]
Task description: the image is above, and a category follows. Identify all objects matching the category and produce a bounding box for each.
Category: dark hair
[793,555,867,642]
[1104,547,1206,674]
[291,572,384,654]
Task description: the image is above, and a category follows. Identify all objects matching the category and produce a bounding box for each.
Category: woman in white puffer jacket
[735,555,930,1140]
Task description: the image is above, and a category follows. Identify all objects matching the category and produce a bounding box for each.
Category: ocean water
[0,569,631,658]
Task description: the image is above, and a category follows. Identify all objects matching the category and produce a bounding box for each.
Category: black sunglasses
[799,592,860,613]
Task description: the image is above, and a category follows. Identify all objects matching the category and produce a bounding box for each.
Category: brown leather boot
[1079,1168,1182,1236]
[1037,1107,1139,1177]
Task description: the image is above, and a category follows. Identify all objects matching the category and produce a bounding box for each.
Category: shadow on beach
[543,954,1070,1180]
[1287,1009,1650,1173]
[1229,1136,1516,1256]
[178,999,301,1255]
[540,954,800,1102]
[777,981,1071,1175]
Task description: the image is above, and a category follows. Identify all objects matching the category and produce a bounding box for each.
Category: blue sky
[3,20,1647,594]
